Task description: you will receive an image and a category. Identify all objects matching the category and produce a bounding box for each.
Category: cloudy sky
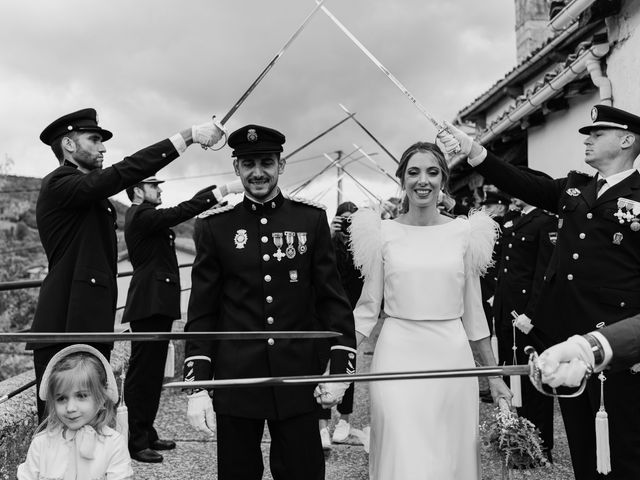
[0,0,516,214]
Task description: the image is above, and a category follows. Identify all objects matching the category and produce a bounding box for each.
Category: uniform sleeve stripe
[330,345,357,354]
[184,355,211,363]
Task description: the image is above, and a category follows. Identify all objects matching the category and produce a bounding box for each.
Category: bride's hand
[488,377,513,405]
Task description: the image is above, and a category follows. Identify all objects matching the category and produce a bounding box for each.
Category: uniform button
[165,278,170,283]
[508,244,513,248]
[267,316,274,325]
[264,275,271,282]
[567,274,574,280]
[90,278,96,284]
[266,296,273,303]
[620,302,626,307]
[263,254,270,261]
[267,338,275,346]
[252,205,257,211]
[521,237,526,241]
[505,256,510,261]
[572,253,579,260]
[586,213,593,219]
[503,268,508,273]
[261,236,268,243]
[579,233,586,239]
[206,199,210,203]
[107,207,112,212]
[271,202,276,208]
[511,232,515,236]
[260,218,267,225]
[522,289,527,294]
[162,153,167,158]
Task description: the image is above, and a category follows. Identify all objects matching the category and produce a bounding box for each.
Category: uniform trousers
[559,369,640,479]
[34,343,111,422]
[216,411,324,480]
[123,314,173,453]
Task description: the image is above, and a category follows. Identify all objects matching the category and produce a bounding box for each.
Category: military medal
[613,232,623,245]
[234,229,248,249]
[284,231,296,259]
[272,232,285,261]
[558,218,563,229]
[548,232,557,245]
[566,188,580,197]
[289,270,298,283]
[297,232,307,254]
[614,197,640,230]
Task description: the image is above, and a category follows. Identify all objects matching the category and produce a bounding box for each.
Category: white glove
[538,335,594,388]
[187,390,215,434]
[192,120,225,147]
[221,179,244,196]
[314,382,351,409]
[435,121,471,155]
[513,313,534,334]
[436,121,485,165]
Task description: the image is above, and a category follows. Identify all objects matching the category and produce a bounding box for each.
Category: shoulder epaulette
[285,195,326,210]
[197,204,234,219]
[568,170,593,178]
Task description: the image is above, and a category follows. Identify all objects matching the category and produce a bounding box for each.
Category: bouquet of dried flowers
[481,401,549,470]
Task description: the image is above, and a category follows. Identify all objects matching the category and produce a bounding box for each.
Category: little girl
[18,344,133,480]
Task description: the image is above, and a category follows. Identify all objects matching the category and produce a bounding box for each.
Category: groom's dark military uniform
[184,125,356,480]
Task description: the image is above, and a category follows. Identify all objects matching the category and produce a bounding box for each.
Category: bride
[350,141,512,479]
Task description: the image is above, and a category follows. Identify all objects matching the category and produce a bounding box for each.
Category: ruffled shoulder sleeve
[463,209,500,277]
[349,208,382,279]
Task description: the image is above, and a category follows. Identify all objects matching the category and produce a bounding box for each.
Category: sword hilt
[525,346,592,398]
[200,115,228,152]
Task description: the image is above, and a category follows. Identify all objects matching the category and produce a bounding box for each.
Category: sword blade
[339,104,399,164]
[164,365,532,389]
[0,331,341,343]
[320,3,442,130]
[219,1,326,125]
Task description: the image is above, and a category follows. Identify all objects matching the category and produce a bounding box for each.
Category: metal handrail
[0,262,194,292]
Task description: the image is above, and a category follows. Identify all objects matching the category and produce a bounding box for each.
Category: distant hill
[0,174,195,266]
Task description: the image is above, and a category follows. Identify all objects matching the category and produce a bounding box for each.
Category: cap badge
[503,220,513,229]
[234,229,248,249]
[247,128,258,142]
[591,107,598,122]
[566,188,580,197]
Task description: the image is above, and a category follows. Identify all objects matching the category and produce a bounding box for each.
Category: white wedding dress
[351,210,496,480]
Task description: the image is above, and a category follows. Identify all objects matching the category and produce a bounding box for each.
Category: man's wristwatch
[583,333,604,369]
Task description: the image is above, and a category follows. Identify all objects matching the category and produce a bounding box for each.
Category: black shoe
[150,439,176,451]
[131,448,163,463]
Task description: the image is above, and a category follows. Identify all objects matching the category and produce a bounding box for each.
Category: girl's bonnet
[38,344,119,403]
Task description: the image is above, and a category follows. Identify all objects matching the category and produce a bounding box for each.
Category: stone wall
[0,370,37,479]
